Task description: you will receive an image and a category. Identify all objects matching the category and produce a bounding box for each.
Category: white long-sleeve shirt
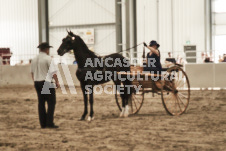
[30,52,57,82]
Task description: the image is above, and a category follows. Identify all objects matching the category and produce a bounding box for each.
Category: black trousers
[34,81,56,128]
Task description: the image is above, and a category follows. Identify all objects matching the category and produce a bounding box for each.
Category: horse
[57,31,132,121]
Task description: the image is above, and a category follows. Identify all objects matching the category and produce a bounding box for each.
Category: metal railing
[119,50,226,64]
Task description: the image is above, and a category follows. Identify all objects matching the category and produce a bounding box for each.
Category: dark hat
[149,40,160,48]
[37,42,53,49]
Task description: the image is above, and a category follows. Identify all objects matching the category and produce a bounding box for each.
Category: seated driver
[143,40,162,74]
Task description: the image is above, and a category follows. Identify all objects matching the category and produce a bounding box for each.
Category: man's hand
[143,42,147,47]
[31,73,34,81]
[53,74,60,88]
[55,82,60,89]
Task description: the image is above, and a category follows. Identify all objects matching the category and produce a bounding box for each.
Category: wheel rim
[161,67,190,115]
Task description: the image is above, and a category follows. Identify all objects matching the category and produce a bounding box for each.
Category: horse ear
[66,29,69,34]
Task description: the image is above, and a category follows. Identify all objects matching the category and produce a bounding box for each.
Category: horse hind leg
[123,86,129,117]
[122,80,132,117]
[120,95,126,117]
[114,80,126,117]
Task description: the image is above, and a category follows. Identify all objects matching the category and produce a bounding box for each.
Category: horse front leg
[79,83,88,121]
[87,86,94,121]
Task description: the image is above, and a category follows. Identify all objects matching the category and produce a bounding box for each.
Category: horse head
[57,30,78,56]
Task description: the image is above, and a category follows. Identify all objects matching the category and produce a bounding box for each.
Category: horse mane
[69,32,98,58]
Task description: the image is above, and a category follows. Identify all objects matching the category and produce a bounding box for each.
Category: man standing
[31,42,60,129]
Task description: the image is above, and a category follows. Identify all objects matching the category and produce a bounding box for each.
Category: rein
[121,42,143,52]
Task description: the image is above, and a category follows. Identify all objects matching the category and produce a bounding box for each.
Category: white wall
[136,0,158,59]
[172,0,205,58]
[49,25,116,64]
[212,0,226,60]
[0,65,80,87]
[137,0,205,62]
[0,0,207,65]
[49,0,115,26]
[48,0,116,63]
[0,0,39,65]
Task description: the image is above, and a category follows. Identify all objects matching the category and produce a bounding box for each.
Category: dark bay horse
[57,31,132,121]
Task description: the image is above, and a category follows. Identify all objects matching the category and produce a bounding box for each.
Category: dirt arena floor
[0,85,226,151]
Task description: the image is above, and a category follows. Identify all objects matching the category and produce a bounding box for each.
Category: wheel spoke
[130,98,134,113]
[167,90,179,114]
[176,96,183,113]
[132,95,138,110]
[133,94,142,104]
[165,93,174,112]
[176,80,184,88]
[178,92,188,99]
[175,72,185,87]
[165,93,173,103]
[177,80,187,88]
[174,95,178,114]
[177,94,186,107]
[162,91,171,102]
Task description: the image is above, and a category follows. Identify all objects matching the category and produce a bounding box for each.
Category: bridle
[67,33,76,42]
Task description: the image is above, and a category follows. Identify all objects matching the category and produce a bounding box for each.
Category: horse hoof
[124,106,129,117]
[123,113,129,117]
[87,116,94,122]
[119,108,125,117]
[123,111,129,117]
[120,112,124,117]
[78,117,85,121]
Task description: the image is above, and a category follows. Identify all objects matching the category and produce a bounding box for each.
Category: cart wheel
[161,66,190,115]
[115,86,144,114]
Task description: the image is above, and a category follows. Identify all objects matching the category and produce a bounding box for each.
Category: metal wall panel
[214,13,226,25]
[0,0,39,65]
[172,0,205,55]
[159,0,173,61]
[214,25,226,35]
[136,0,205,62]
[136,0,158,60]
[49,0,115,26]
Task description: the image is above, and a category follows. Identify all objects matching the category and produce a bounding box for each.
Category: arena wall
[185,63,226,88]
[0,65,80,87]
[0,64,226,88]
